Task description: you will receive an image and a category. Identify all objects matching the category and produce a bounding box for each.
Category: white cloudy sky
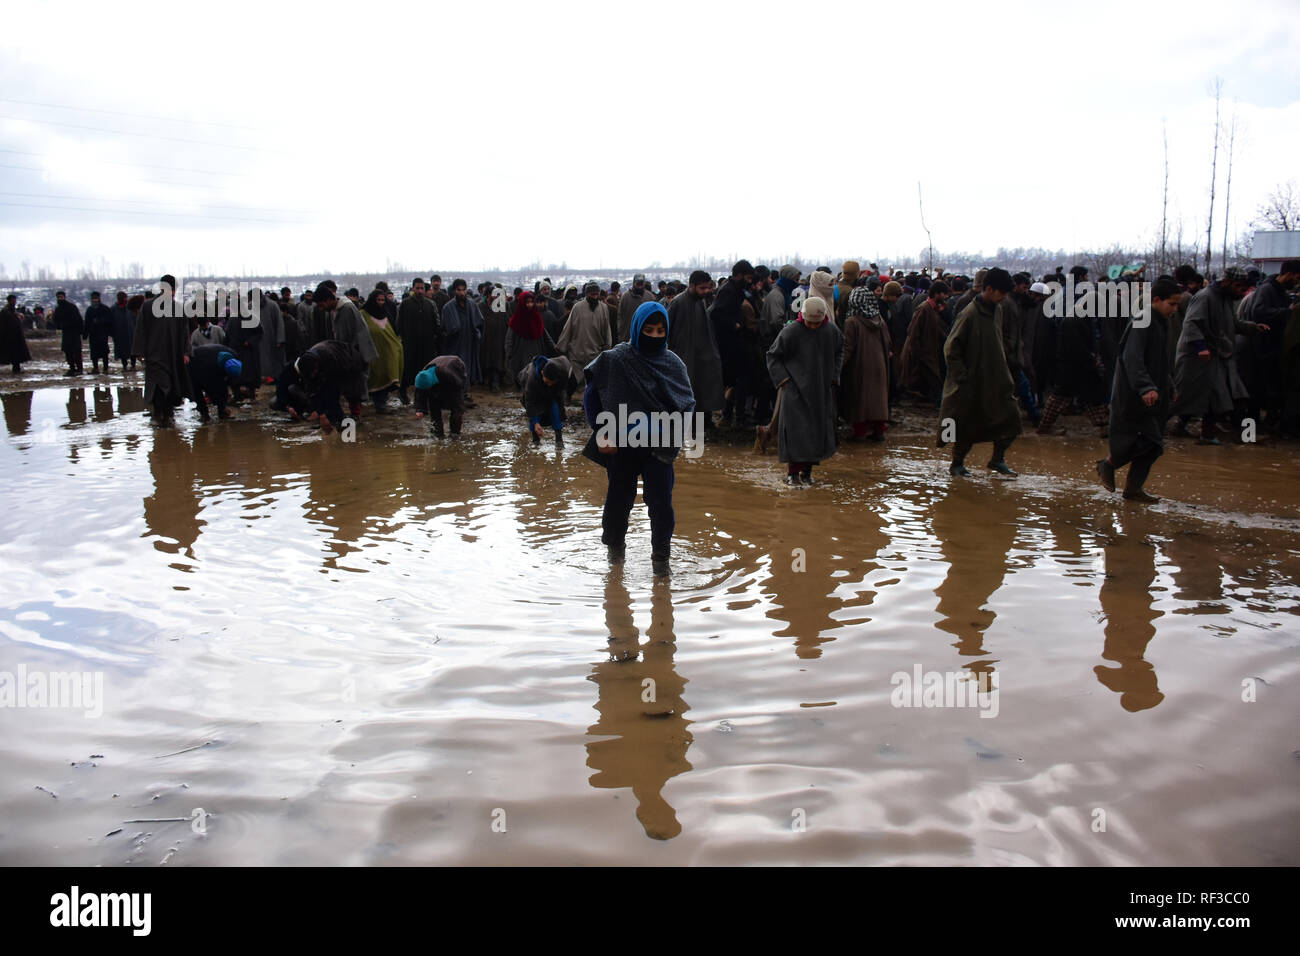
[1,0,1297,278]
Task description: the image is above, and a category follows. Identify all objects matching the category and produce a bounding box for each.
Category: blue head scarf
[630,300,669,349]
[223,357,242,379]
[414,366,438,390]
[582,300,694,465]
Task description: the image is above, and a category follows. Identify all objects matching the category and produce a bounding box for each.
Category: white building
[1252,230,1300,274]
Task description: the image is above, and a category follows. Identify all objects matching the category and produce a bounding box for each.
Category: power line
[0,161,224,190]
[0,97,270,132]
[0,114,281,153]
[0,147,244,177]
[0,201,307,225]
[0,190,308,214]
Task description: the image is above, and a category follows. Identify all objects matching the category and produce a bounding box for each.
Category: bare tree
[1229,228,1255,269]
[1160,121,1170,274]
[1203,78,1223,277]
[1221,102,1239,274]
[1084,243,1132,279]
[918,181,934,272]
[1253,180,1299,230]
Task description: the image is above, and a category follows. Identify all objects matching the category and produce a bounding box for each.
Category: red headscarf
[509,290,545,339]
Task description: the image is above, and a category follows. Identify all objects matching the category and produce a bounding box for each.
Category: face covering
[638,331,667,355]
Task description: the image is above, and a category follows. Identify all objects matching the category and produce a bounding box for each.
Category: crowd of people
[2,257,1297,570]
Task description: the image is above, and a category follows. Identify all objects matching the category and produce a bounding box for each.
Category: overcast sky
[1,0,1297,279]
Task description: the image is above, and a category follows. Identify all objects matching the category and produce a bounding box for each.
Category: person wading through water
[937,267,1021,478]
[133,275,193,426]
[765,294,843,485]
[583,301,696,577]
[1096,276,1180,502]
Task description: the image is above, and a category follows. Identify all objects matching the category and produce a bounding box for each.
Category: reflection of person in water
[142,428,201,565]
[761,504,858,660]
[931,488,1016,675]
[115,386,146,417]
[1,390,33,436]
[1162,530,1226,610]
[90,386,114,422]
[586,575,691,841]
[1096,535,1165,712]
[65,388,87,425]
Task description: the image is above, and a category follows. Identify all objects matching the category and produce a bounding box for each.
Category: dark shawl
[85,302,115,358]
[1109,310,1171,464]
[54,300,83,352]
[441,298,483,384]
[0,305,32,364]
[766,317,844,463]
[900,297,947,397]
[582,305,696,465]
[397,294,444,389]
[481,295,509,376]
[841,288,892,423]
[111,303,136,359]
[223,305,263,390]
[667,290,725,412]
[937,296,1020,447]
[132,294,193,404]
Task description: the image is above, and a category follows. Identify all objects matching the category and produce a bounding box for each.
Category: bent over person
[413,354,468,438]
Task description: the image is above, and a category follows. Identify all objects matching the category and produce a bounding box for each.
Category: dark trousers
[311,383,344,425]
[428,399,464,436]
[189,370,227,418]
[64,344,83,372]
[601,448,675,558]
[723,370,751,425]
[1110,441,1161,492]
[952,438,1014,466]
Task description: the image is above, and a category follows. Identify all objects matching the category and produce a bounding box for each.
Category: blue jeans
[529,400,564,433]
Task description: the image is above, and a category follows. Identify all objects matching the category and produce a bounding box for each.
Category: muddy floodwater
[2,350,1298,866]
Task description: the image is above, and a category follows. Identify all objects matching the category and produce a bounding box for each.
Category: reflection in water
[116,386,146,415]
[931,488,1016,678]
[587,575,691,840]
[90,386,114,422]
[1164,529,1227,611]
[1096,530,1165,711]
[832,490,892,629]
[3,382,1298,866]
[761,505,852,659]
[143,429,200,566]
[65,388,87,425]
[2,390,32,436]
